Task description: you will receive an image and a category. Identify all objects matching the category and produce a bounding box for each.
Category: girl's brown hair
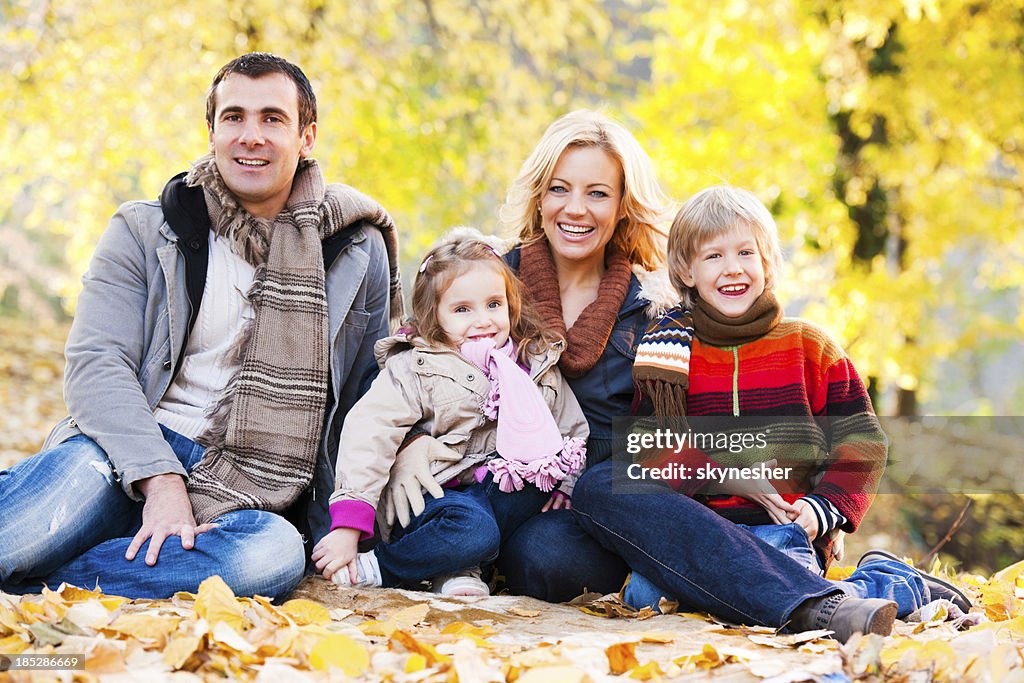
[410,236,560,361]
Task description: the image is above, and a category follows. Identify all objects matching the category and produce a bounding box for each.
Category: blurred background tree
[2,0,1022,570]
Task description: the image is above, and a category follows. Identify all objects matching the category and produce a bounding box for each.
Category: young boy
[577,185,970,640]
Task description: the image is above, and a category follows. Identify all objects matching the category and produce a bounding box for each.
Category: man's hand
[127,473,217,565]
[714,459,799,525]
[382,436,461,528]
[312,527,362,583]
[788,498,820,540]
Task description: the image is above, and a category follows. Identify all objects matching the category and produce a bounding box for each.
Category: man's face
[208,73,316,219]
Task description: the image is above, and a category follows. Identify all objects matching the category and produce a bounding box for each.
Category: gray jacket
[44,194,390,545]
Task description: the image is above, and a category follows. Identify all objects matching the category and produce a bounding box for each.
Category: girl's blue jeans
[570,460,928,627]
[374,472,549,588]
[0,427,306,599]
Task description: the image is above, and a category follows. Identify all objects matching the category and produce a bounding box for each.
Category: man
[0,53,402,599]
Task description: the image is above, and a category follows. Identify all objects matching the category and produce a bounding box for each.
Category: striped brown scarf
[184,155,402,524]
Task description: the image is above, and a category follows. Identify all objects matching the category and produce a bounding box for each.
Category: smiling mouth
[236,159,269,167]
[558,223,594,236]
[719,284,749,296]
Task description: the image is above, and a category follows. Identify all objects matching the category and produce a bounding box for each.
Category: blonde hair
[500,110,672,270]
[667,185,784,308]
[410,234,558,360]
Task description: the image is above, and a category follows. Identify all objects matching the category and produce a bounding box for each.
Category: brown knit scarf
[518,238,632,378]
[183,154,402,525]
[692,290,783,347]
[632,290,783,417]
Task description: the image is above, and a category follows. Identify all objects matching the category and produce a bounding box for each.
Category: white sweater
[153,232,254,439]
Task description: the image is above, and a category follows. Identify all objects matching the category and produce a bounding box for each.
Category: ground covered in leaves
[3,565,1024,682]
[4,320,1024,681]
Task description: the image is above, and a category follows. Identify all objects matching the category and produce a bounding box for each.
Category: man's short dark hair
[206,52,317,131]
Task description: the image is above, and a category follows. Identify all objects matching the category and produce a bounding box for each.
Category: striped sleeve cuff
[329,499,376,540]
[802,494,849,536]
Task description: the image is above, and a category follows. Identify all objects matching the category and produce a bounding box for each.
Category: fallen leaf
[211,621,256,653]
[358,619,397,637]
[164,633,203,669]
[507,607,541,618]
[390,629,451,666]
[84,640,128,674]
[391,603,430,629]
[405,652,427,672]
[0,634,28,653]
[105,613,180,642]
[195,576,248,632]
[516,665,590,683]
[606,641,639,674]
[279,599,331,626]
[309,633,370,675]
[630,660,665,680]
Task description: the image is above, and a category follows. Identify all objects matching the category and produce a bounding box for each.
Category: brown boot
[790,593,897,643]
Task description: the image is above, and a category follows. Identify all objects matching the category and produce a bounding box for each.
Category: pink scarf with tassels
[459,338,586,493]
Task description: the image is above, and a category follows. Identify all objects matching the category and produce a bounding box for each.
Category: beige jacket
[330,334,589,524]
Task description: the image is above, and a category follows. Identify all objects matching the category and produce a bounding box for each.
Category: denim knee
[215,511,306,599]
[0,436,131,585]
[570,460,613,513]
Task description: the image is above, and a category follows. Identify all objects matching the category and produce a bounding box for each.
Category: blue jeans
[624,522,928,618]
[375,473,549,588]
[0,427,305,599]
[571,460,839,627]
[498,509,629,601]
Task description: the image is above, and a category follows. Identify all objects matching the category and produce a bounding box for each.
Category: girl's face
[436,262,512,348]
[539,145,623,269]
[681,224,766,318]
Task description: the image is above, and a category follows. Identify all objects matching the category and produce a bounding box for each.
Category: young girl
[312,230,588,596]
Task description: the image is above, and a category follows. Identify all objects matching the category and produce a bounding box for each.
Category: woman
[494,110,679,599]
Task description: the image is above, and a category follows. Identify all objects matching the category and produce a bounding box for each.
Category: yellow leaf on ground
[309,633,370,675]
[105,613,180,642]
[0,605,21,634]
[391,603,430,629]
[630,660,665,680]
[507,608,541,618]
[391,629,452,666]
[406,652,427,673]
[825,564,857,581]
[279,599,331,626]
[0,634,28,653]
[164,633,203,669]
[211,621,257,653]
[84,640,127,674]
[606,641,639,674]
[195,576,248,631]
[517,665,589,683]
[57,585,106,603]
[359,619,398,637]
[675,643,725,670]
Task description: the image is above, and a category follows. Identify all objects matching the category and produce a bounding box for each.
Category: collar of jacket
[375,333,566,381]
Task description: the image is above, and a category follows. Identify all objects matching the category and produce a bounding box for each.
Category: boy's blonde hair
[500,110,673,270]
[667,185,784,308]
[410,231,558,360]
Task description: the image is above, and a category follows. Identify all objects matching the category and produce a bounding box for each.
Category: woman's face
[539,146,623,269]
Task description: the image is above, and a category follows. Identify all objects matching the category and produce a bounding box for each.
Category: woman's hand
[312,527,362,583]
[787,498,820,540]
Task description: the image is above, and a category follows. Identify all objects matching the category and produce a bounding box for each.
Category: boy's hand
[312,528,362,583]
[788,498,820,540]
[715,459,799,525]
[541,490,571,512]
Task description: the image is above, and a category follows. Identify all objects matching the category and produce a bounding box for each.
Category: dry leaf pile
[0,557,1023,682]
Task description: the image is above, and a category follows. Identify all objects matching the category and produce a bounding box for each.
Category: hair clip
[418,254,434,273]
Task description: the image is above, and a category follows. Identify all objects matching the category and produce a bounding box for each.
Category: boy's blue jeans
[374,472,549,588]
[624,522,928,619]
[571,460,928,627]
[0,427,306,599]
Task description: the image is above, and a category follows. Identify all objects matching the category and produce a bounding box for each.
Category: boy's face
[681,225,766,318]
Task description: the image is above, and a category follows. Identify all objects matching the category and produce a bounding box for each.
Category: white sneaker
[432,567,489,597]
[331,551,383,588]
